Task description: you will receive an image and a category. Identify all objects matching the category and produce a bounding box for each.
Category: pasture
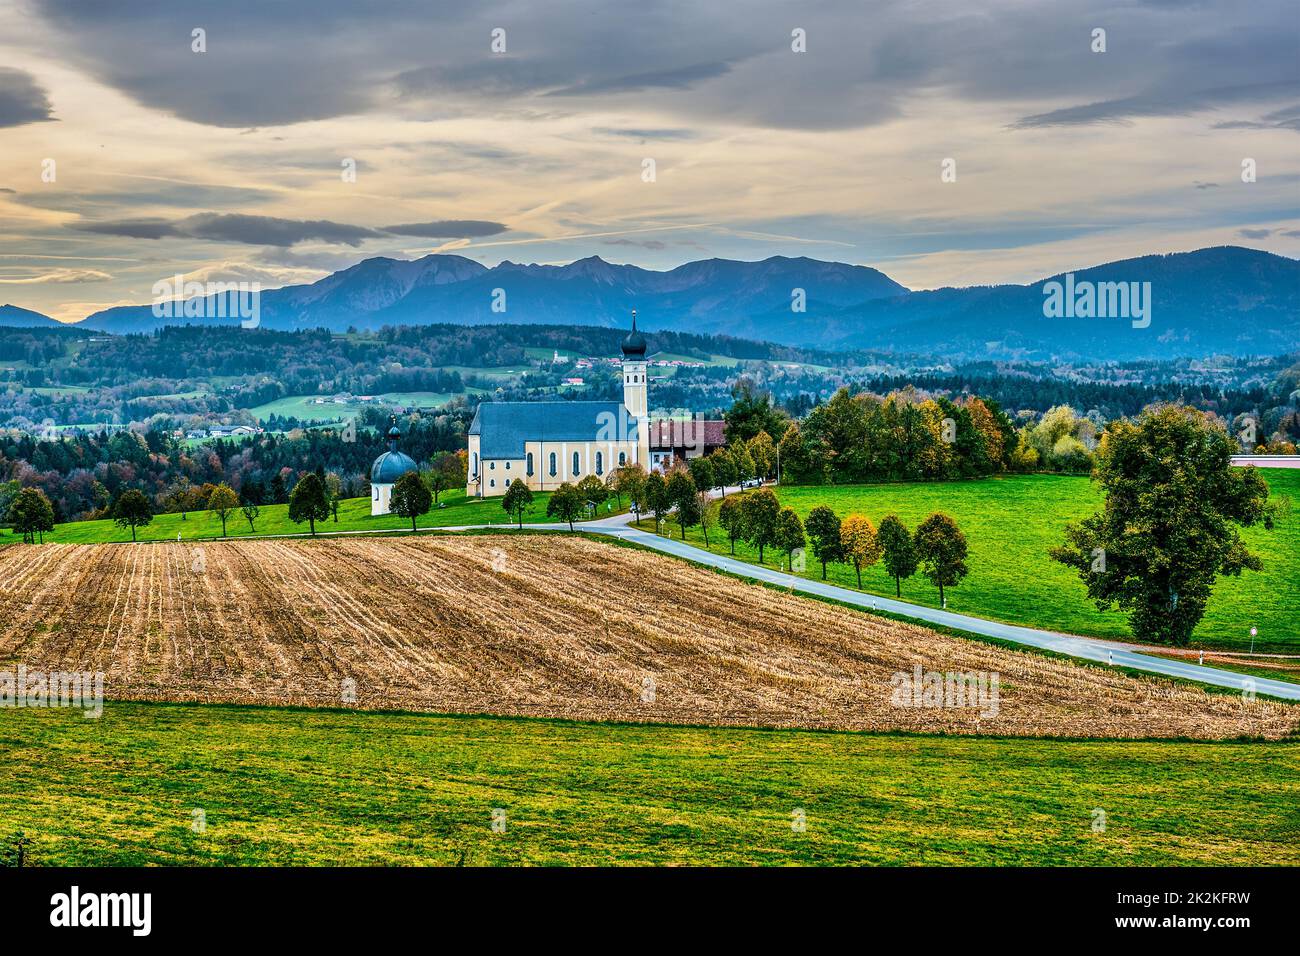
[657,471,1299,652]
[2,703,1296,866]
[22,490,573,544]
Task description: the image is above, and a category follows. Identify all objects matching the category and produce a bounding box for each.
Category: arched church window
[527,453,534,476]
[549,452,557,477]
[572,451,580,475]
[619,452,627,466]
[595,451,603,475]
[471,452,479,476]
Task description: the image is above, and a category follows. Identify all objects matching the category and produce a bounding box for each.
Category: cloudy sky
[1,0,1297,321]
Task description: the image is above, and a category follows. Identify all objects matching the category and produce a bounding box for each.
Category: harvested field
[0,535,1294,739]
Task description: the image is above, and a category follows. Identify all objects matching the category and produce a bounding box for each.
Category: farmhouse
[370,420,419,515]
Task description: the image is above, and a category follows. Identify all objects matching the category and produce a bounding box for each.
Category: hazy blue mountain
[74,254,906,336]
[820,247,1300,360]
[0,304,64,328]
[65,246,1300,359]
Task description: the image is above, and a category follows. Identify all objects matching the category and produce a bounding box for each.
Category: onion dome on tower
[370,418,418,484]
[621,308,647,359]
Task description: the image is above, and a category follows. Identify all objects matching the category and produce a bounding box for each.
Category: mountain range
[6,246,1298,360]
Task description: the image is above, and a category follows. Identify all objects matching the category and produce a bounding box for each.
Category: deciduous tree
[390,471,432,532]
[1050,405,1273,646]
[804,505,843,580]
[288,473,330,536]
[914,512,968,606]
[877,514,918,597]
[207,484,239,538]
[840,513,881,588]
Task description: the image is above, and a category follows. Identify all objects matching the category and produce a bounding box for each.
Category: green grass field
[655,471,1299,652]
[3,702,1295,866]
[16,490,603,544]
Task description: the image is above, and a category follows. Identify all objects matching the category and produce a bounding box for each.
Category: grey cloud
[592,127,699,141]
[29,0,1300,133]
[546,61,734,97]
[71,213,384,246]
[383,220,507,238]
[0,67,56,127]
[1239,228,1273,238]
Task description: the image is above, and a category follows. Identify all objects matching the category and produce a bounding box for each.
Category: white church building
[466,313,652,497]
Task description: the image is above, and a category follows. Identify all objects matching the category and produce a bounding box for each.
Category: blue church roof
[371,449,418,483]
[470,401,637,459]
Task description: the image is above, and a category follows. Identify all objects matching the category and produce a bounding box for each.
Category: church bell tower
[621,309,648,419]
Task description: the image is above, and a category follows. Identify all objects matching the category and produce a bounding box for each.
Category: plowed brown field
[0,535,1294,738]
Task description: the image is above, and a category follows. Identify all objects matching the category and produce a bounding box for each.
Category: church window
[619,452,626,466]
[549,452,557,477]
[505,461,510,471]
[490,461,496,470]
[595,451,603,475]
[490,479,495,488]
[572,451,580,475]
[505,478,511,487]
[373,487,379,500]
[471,452,479,476]
[527,453,534,476]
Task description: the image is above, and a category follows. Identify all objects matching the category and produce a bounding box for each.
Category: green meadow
[651,471,1300,652]
[3,702,1295,866]
[17,491,590,545]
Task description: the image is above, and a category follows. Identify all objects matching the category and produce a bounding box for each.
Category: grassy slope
[3,702,1296,866]
[20,491,591,544]
[655,471,1298,652]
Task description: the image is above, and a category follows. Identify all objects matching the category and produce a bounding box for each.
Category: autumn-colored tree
[614,463,647,522]
[709,447,738,495]
[644,472,670,532]
[747,430,776,480]
[839,513,881,588]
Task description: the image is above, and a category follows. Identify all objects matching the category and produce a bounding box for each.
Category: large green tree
[11,487,55,544]
[740,487,780,563]
[877,514,918,597]
[111,488,153,542]
[914,512,968,606]
[1050,405,1273,646]
[775,507,805,571]
[803,505,843,580]
[546,482,583,531]
[718,495,744,554]
[288,473,331,536]
[666,469,701,540]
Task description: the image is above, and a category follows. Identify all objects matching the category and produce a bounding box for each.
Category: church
[466,313,652,497]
